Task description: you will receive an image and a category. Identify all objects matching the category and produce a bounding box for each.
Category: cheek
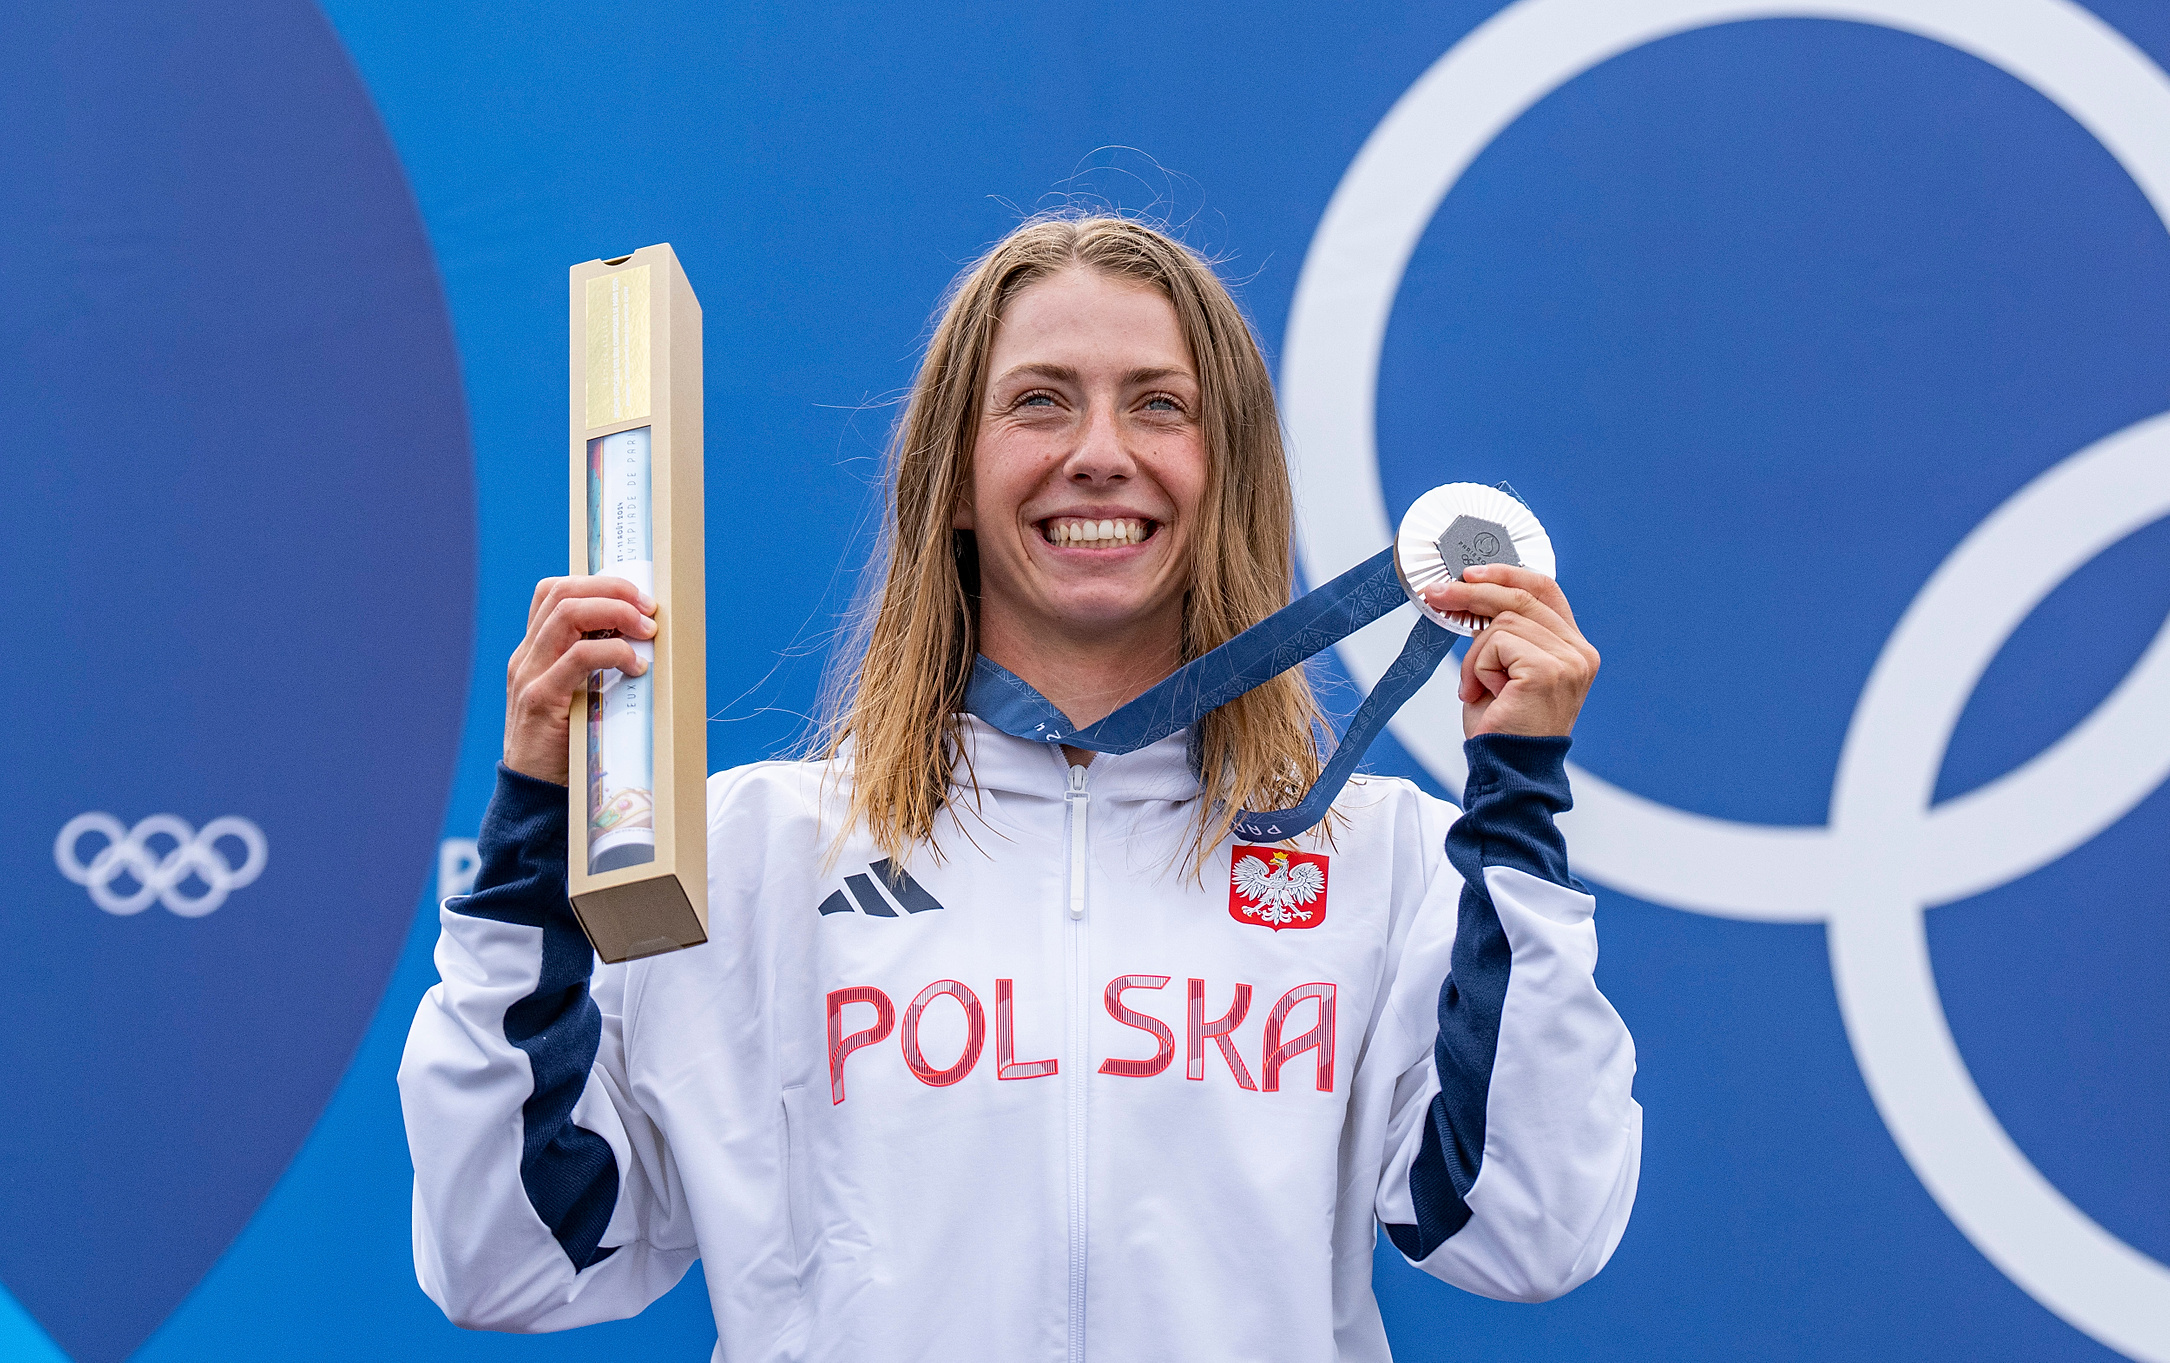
[963,436,1044,538]
[960,434,1010,529]
[1164,435,1211,522]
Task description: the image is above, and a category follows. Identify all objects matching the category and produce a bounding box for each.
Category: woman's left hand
[1420,565,1600,739]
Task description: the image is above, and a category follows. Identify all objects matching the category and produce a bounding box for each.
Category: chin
[1040,588,1166,634]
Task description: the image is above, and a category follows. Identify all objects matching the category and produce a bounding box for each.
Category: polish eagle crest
[1229,848,1329,929]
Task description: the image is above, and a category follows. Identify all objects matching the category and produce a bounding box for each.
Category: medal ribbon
[962,547,1460,841]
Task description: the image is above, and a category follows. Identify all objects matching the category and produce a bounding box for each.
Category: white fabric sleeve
[1372,735,1642,1302]
[397,765,697,1331]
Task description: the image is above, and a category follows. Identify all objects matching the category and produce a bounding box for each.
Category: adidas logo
[817,859,948,918]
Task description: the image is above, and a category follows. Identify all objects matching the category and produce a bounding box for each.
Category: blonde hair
[816,215,1328,872]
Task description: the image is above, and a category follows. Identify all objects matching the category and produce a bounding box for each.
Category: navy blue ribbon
[962,546,1461,842]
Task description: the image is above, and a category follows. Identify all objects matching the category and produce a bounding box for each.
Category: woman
[401,216,1639,1360]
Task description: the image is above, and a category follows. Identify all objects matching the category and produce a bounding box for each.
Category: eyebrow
[993,362,1197,388]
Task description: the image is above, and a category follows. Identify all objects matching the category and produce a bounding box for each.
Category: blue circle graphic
[0,1,473,1358]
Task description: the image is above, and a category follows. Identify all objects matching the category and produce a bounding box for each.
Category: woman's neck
[976,611,1184,735]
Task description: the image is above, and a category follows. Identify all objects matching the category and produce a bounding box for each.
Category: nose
[1062,399,1136,486]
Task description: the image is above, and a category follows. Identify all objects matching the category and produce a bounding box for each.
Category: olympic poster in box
[566,243,707,962]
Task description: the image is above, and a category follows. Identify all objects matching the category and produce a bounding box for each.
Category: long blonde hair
[816,215,1328,872]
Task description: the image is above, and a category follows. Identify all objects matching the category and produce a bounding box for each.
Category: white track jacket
[400,717,1640,1361]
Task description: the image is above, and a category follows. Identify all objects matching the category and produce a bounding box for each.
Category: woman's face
[957,267,1208,650]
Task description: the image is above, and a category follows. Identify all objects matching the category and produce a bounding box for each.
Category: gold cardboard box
[566,244,707,962]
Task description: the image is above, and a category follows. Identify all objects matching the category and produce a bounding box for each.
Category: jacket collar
[954,714,1201,806]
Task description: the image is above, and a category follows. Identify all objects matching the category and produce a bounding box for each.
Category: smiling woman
[830,217,1332,871]
[401,211,1634,1362]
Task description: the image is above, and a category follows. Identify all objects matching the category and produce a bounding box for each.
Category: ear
[950,481,975,530]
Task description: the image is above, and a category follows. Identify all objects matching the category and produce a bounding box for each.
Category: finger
[1458,615,1550,700]
[1471,604,1583,664]
[1469,612,1589,701]
[1462,623,1522,702]
[1467,564,1577,625]
[527,576,562,633]
[1422,563,1572,626]
[1425,578,1579,646]
[1436,564,1581,633]
[1486,611,1593,678]
[552,638,648,693]
[1444,583,1600,682]
[1488,595,1600,676]
[520,595,659,679]
[514,637,650,722]
[526,574,657,633]
[520,572,646,668]
[1459,635,1487,704]
[511,578,658,701]
[1469,624,1517,696]
[510,640,644,746]
[510,597,653,693]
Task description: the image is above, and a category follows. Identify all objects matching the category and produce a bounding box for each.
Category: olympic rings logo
[1284,1,2170,1358]
[54,813,268,918]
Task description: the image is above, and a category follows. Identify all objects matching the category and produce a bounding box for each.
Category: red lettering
[1186,978,1257,1089]
[1261,983,1337,1093]
[826,986,895,1104]
[901,980,985,1087]
[1098,974,1174,1078]
[829,975,1338,1099]
[995,978,1057,1080]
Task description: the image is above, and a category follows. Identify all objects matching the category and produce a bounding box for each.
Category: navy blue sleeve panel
[449,763,621,1271]
[1451,734,1582,891]
[1386,734,1578,1263]
[452,763,571,929]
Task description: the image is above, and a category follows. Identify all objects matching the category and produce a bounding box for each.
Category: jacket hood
[953,714,1202,807]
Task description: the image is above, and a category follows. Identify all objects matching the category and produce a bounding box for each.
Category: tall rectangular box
[566,243,707,962]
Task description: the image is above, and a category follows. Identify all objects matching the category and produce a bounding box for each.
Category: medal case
[566,243,708,962]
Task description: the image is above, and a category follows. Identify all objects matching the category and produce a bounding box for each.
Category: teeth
[1047,517,1148,547]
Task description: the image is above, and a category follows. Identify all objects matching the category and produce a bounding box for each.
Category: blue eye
[1019,392,1055,408]
[1145,395,1179,412]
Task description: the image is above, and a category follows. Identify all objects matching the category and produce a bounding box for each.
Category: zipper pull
[1065,764,1090,920]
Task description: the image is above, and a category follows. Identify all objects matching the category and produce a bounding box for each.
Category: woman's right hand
[503,575,656,785]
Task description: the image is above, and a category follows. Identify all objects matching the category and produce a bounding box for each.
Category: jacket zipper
[1062,761,1091,1360]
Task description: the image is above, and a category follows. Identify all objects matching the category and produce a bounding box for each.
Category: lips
[1041,516,1155,547]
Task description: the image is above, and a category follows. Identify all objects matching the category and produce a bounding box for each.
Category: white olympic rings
[1282,1,2170,1358]
[54,812,268,918]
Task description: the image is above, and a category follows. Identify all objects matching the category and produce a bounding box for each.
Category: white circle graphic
[55,812,269,917]
[1282,1,2170,1357]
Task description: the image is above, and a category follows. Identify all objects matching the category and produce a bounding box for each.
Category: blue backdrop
[3,1,2165,1359]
